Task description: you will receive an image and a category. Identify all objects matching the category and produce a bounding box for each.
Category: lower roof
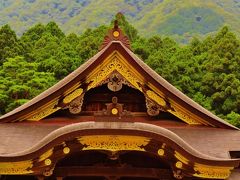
[0,118,240,160]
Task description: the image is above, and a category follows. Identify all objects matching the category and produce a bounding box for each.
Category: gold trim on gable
[63,88,83,104]
[25,50,206,125]
[27,101,61,121]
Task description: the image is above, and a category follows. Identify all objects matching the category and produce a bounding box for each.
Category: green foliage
[226,112,240,128]
[1,0,240,42]
[0,25,23,65]
[114,12,139,42]
[0,15,240,128]
[0,56,57,114]
[76,25,108,61]
[158,7,224,35]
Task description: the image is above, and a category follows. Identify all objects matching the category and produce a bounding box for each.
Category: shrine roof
[0,118,240,159]
[0,120,239,160]
[0,40,237,129]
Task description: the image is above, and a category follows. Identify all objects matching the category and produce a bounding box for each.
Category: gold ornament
[78,135,150,152]
[111,108,118,115]
[176,161,183,168]
[158,149,165,156]
[113,31,120,37]
[63,147,70,154]
[44,159,52,166]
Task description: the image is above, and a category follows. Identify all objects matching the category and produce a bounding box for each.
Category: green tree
[0,25,22,65]
[114,12,139,42]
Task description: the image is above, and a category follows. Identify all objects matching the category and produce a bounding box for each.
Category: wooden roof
[0,23,240,179]
[0,120,239,179]
[0,120,239,159]
[0,29,237,129]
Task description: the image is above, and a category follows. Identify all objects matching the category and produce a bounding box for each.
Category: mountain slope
[0,0,240,38]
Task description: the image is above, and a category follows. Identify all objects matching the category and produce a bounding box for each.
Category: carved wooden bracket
[173,170,184,179]
[107,73,123,92]
[145,97,165,116]
[67,94,85,114]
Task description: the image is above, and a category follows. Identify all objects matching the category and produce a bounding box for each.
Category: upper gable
[0,25,237,130]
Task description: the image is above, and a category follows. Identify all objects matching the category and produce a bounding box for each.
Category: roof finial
[114,20,118,29]
[100,20,131,50]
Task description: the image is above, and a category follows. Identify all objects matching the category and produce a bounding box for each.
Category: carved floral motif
[78,135,150,152]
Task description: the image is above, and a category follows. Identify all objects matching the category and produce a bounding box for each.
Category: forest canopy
[0,14,240,127]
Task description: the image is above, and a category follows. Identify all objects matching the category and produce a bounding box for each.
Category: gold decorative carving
[97,71,136,90]
[44,159,52,166]
[87,55,142,92]
[27,50,203,125]
[176,161,183,168]
[78,135,150,152]
[0,160,33,174]
[146,90,203,125]
[169,108,201,125]
[113,30,120,38]
[158,149,165,156]
[38,148,53,162]
[0,149,55,174]
[111,108,118,115]
[146,90,166,107]
[68,94,84,114]
[63,88,83,104]
[27,101,61,121]
[174,151,189,165]
[63,147,70,154]
[193,164,233,179]
[27,88,84,120]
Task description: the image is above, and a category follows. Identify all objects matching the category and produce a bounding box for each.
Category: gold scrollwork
[193,164,233,179]
[27,101,61,121]
[146,90,167,107]
[87,53,142,92]
[0,160,33,175]
[63,88,83,104]
[96,71,136,91]
[169,108,201,125]
[78,135,150,152]
[174,151,189,165]
[38,148,53,162]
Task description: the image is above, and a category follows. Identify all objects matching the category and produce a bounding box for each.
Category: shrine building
[0,22,240,180]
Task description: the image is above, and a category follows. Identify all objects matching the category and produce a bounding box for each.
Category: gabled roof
[0,22,240,180]
[0,24,237,130]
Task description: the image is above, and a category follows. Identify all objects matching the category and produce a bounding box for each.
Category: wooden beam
[36,176,45,180]
[54,166,173,179]
[56,177,63,180]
